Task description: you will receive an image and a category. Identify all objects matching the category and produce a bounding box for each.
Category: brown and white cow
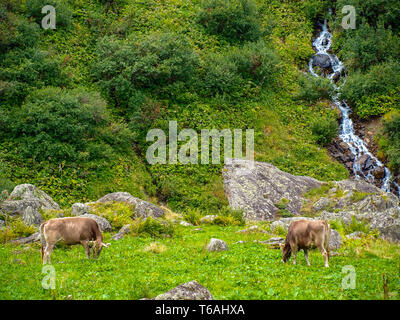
[40,217,110,264]
[281,219,331,267]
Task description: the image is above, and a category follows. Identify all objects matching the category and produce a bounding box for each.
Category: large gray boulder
[96,192,164,219]
[0,184,60,216]
[81,214,112,232]
[223,159,322,220]
[71,203,91,216]
[22,206,43,227]
[112,224,131,240]
[151,281,214,300]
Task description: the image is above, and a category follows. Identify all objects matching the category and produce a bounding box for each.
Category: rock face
[151,281,214,300]
[0,184,59,216]
[71,203,91,216]
[206,238,228,252]
[81,214,112,232]
[271,217,342,250]
[223,159,322,220]
[22,206,43,227]
[96,192,164,219]
[112,224,131,240]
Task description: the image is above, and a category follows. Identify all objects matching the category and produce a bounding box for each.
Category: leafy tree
[197,0,262,42]
[8,87,133,163]
[93,32,199,109]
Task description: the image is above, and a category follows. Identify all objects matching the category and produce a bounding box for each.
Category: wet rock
[223,159,322,220]
[371,167,386,180]
[312,53,331,69]
[150,281,214,300]
[206,238,228,252]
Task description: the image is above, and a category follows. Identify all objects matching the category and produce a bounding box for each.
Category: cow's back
[43,217,101,244]
[287,220,326,248]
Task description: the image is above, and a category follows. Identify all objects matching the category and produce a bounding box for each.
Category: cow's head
[280,242,292,263]
[92,241,111,258]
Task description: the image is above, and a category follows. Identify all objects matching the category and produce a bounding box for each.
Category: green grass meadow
[1,224,399,300]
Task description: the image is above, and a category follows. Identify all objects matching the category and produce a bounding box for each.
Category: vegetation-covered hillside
[0,0,352,212]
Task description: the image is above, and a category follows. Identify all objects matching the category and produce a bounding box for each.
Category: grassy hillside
[0,0,348,213]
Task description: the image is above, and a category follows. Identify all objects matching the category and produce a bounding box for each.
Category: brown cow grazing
[281,219,331,268]
[40,217,110,264]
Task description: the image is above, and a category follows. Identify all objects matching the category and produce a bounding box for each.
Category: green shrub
[0,49,65,106]
[197,0,262,42]
[131,217,175,238]
[8,87,133,163]
[382,111,400,173]
[93,32,199,108]
[296,74,334,103]
[0,216,36,244]
[25,0,73,29]
[311,118,338,146]
[182,208,202,226]
[88,202,134,230]
[356,87,400,119]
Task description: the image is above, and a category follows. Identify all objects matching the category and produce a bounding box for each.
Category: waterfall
[308,19,399,197]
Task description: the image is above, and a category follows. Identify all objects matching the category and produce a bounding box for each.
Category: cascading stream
[308,19,400,197]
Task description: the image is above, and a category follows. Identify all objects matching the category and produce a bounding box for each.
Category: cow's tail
[323,220,330,258]
[40,222,47,262]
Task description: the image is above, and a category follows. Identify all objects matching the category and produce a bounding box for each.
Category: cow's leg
[81,240,91,259]
[318,244,329,268]
[43,243,55,264]
[304,249,310,266]
[291,245,298,265]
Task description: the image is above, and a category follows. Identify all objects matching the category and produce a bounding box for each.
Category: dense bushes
[382,111,400,173]
[7,87,133,163]
[311,118,338,146]
[340,61,400,110]
[197,0,262,42]
[93,32,199,108]
[25,0,73,29]
[296,74,335,103]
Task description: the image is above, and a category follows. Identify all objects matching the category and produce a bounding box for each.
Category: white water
[309,19,399,197]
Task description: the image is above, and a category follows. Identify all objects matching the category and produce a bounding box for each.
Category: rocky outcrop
[312,53,331,69]
[71,203,91,216]
[80,214,112,232]
[321,207,400,243]
[150,281,214,300]
[0,184,59,216]
[22,206,43,227]
[206,238,228,252]
[223,159,322,220]
[96,192,164,219]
